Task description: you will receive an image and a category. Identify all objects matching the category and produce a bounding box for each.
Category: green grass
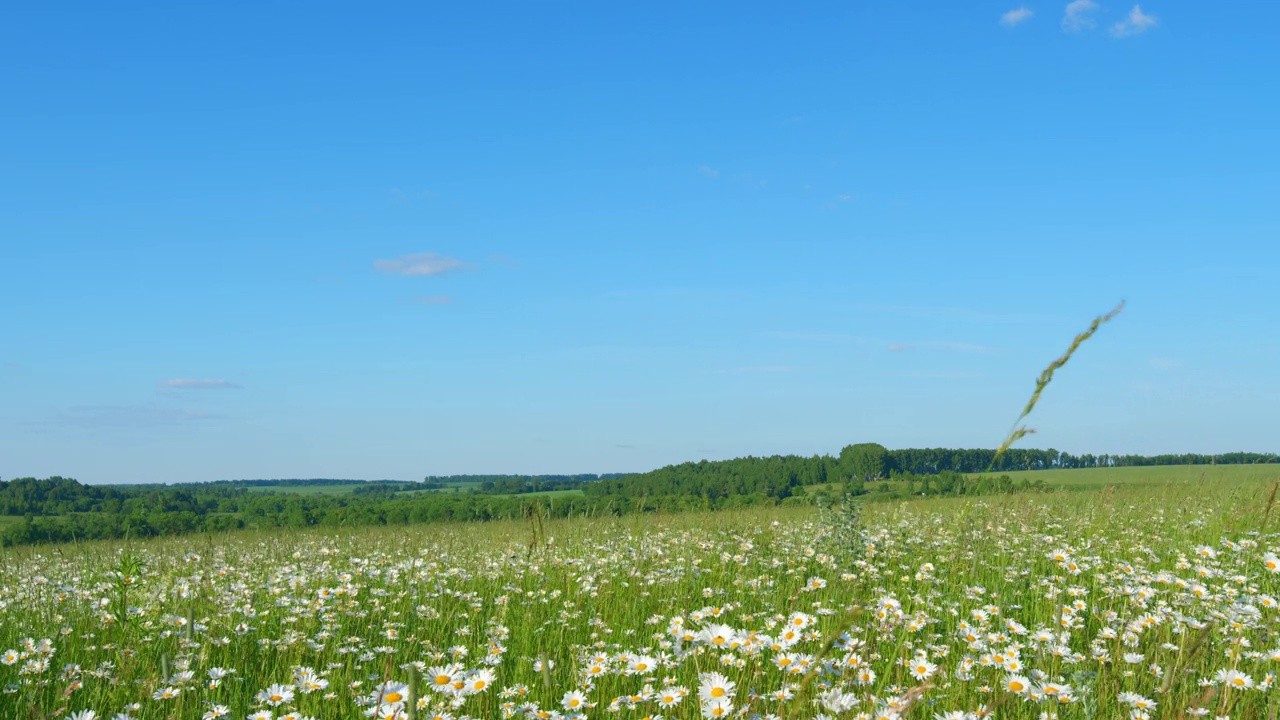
[496,488,584,499]
[8,471,1280,719]
[804,463,1280,498]
[969,462,1280,487]
[393,487,587,499]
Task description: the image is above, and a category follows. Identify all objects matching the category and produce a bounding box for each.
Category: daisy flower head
[697,672,736,703]
[561,690,588,711]
[258,684,294,707]
[374,681,410,706]
[700,698,733,719]
[1004,674,1031,695]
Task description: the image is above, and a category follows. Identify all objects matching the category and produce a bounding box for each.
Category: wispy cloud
[1111,5,1157,37]
[770,330,997,354]
[853,303,1054,324]
[888,342,997,354]
[697,165,720,179]
[373,252,473,277]
[26,405,220,432]
[766,331,871,344]
[893,370,986,379]
[712,365,795,375]
[159,379,242,389]
[836,193,855,203]
[413,295,453,305]
[1001,7,1034,27]
[1150,357,1182,370]
[1062,0,1099,31]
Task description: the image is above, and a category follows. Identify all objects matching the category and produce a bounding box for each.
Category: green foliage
[3,445,1278,547]
[6,480,1280,718]
[820,490,867,565]
[839,442,888,485]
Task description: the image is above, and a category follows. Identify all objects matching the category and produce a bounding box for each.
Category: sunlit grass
[4,478,1280,719]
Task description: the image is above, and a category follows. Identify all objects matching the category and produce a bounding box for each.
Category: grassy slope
[248,481,486,496]
[7,477,1280,717]
[223,466,1280,498]
[245,484,366,495]
[803,462,1280,498]
[968,463,1280,487]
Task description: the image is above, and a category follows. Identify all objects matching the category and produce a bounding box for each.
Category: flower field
[3,478,1280,720]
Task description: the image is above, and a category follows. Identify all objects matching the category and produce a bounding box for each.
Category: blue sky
[2,2,1278,484]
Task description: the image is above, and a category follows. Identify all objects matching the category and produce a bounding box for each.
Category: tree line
[586,444,1278,502]
[0,476,771,546]
[1,446,1273,546]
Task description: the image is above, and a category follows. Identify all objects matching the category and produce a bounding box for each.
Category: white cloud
[414,295,453,305]
[1001,7,1034,27]
[159,379,241,389]
[1111,5,1158,37]
[697,165,720,178]
[373,252,473,277]
[1062,0,1099,31]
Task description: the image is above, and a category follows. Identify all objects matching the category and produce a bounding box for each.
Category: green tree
[839,443,888,484]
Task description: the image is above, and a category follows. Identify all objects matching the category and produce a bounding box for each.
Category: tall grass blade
[989,301,1124,471]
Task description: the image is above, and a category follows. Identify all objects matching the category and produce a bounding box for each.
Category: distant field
[801,463,1280,500]
[249,481,483,496]
[395,487,586,499]
[243,482,578,499]
[968,463,1280,487]
[246,483,365,495]
[503,488,584,499]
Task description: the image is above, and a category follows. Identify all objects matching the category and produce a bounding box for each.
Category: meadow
[800,463,1280,502]
[970,463,1280,488]
[4,472,1280,720]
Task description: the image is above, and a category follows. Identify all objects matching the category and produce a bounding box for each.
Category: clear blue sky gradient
[2,2,1278,483]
